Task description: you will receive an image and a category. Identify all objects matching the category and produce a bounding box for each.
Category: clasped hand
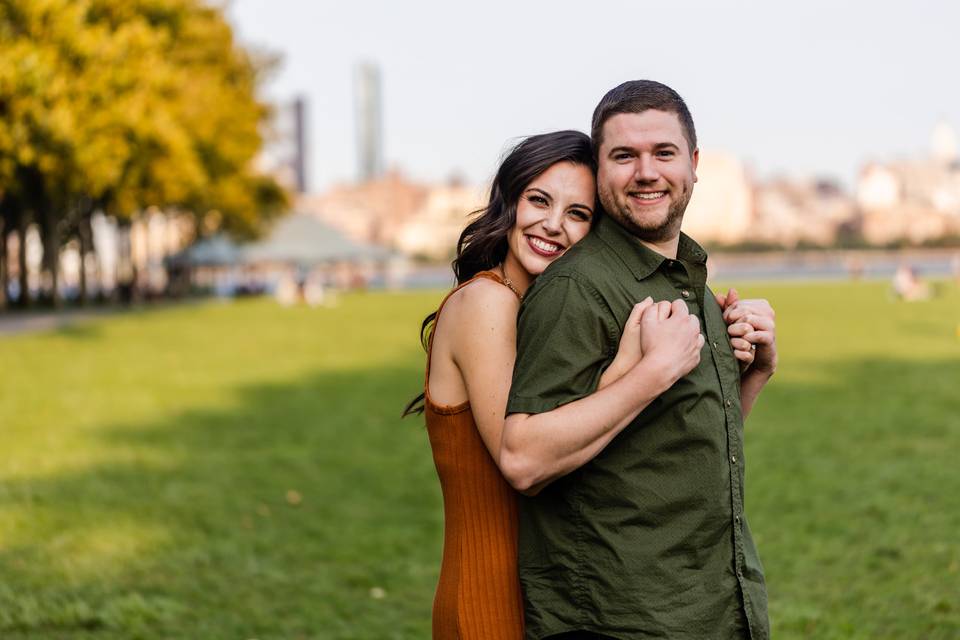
[611,289,777,382]
[716,288,777,376]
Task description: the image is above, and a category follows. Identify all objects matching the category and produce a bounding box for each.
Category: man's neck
[637,235,681,260]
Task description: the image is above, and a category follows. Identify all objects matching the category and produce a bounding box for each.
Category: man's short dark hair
[591,80,697,158]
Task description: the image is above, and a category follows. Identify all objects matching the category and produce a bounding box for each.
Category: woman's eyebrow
[524,187,552,200]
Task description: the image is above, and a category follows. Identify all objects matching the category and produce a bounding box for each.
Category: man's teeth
[529,237,561,252]
[634,192,666,200]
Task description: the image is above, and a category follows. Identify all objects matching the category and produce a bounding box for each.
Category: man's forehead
[601,110,687,149]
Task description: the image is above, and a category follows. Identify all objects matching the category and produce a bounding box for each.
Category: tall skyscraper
[292,96,308,193]
[354,62,383,182]
[256,95,308,194]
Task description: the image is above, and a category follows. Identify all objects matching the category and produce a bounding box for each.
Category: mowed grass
[1,279,958,639]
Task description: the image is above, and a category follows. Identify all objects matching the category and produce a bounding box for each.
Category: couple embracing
[405,80,777,640]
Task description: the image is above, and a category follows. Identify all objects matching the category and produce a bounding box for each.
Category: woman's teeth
[529,236,561,252]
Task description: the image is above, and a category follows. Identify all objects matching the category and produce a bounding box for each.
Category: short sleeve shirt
[507,213,770,640]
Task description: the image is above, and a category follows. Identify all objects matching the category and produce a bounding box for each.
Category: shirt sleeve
[507,274,619,415]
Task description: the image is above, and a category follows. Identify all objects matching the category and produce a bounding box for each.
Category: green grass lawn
[1,280,959,639]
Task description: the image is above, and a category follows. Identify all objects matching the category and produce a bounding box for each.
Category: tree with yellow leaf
[0,0,287,308]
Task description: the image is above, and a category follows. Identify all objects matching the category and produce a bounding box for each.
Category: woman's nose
[541,209,563,234]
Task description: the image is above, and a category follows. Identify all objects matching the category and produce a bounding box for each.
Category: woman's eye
[528,195,548,205]
[569,209,591,221]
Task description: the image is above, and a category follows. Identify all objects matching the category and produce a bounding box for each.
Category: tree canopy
[0,0,288,306]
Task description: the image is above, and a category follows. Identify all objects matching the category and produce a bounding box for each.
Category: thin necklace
[499,264,524,300]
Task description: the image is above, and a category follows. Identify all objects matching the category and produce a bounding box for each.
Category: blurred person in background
[404,129,763,639]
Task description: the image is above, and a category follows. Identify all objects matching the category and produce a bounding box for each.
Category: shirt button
[731,455,737,463]
[725,399,732,408]
[735,515,741,525]
[681,290,690,298]
[712,341,719,350]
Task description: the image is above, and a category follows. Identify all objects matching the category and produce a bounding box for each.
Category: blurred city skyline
[227,0,960,193]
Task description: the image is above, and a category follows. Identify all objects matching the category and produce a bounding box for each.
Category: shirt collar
[593,213,708,281]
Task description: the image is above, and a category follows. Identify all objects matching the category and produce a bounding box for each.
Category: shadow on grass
[1,355,958,639]
[0,363,441,640]
[53,323,104,341]
[746,357,960,639]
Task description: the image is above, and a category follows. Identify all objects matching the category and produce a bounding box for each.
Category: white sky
[226,0,959,193]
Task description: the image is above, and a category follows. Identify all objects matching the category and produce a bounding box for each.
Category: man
[503,80,777,639]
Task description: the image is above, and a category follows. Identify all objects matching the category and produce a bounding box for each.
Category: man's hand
[717,288,777,377]
[640,299,705,385]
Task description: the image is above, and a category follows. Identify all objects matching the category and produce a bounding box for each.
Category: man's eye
[614,153,632,162]
[656,150,675,158]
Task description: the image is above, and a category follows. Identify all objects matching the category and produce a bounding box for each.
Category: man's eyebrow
[608,142,681,154]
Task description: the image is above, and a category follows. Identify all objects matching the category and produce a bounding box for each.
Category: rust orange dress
[424,271,525,639]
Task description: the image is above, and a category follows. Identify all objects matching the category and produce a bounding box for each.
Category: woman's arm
[445,282,701,496]
[441,280,522,462]
[603,291,762,390]
[498,299,705,495]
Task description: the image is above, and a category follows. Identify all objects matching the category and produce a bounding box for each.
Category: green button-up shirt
[507,213,769,640]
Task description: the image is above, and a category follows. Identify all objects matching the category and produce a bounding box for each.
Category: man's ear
[691,147,700,183]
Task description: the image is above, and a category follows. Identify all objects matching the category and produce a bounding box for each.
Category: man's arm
[500,277,703,495]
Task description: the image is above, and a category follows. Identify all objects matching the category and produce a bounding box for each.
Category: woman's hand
[599,297,655,389]
[639,299,704,386]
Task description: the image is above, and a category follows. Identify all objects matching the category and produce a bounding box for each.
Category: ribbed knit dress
[424,271,525,639]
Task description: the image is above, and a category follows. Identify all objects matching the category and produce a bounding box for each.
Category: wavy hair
[403,130,595,416]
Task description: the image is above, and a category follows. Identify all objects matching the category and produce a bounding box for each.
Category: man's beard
[599,185,692,243]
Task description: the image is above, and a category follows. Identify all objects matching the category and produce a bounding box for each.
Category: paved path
[0,307,121,337]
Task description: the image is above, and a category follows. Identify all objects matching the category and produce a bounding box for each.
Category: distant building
[395,181,485,259]
[856,122,960,245]
[298,171,484,260]
[257,96,309,195]
[355,62,384,182]
[683,151,753,245]
[299,170,429,246]
[296,122,960,256]
[752,179,856,247]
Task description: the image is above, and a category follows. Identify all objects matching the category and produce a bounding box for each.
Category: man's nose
[634,155,660,182]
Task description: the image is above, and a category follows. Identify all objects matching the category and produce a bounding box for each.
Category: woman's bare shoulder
[442,276,520,325]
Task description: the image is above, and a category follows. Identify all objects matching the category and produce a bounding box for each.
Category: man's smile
[627,190,668,203]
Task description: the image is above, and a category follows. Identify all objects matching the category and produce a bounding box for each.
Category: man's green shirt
[507,213,769,640]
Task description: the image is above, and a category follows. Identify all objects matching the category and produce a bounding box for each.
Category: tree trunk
[17,215,29,309]
[117,220,134,305]
[40,207,61,308]
[77,214,93,306]
[0,222,7,311]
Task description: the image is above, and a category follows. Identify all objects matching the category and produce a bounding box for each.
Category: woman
[405,131,755,639]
